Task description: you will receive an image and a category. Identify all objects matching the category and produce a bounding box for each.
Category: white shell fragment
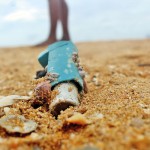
[0,95,30,108]
[0,115,37,134]
[66,112,90,125]
[46,72,59,82]
[79,70,86,79]
[50,72,60,78]
[28,91,33,96]
[3,107,10,115]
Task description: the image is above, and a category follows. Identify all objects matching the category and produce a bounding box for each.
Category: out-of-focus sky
[0,0,150,47]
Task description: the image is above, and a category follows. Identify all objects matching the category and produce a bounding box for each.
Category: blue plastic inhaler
[38,41,83,92]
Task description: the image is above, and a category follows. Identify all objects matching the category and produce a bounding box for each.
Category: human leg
[35,0,59,46]
[48,0,59,42]
[59,0,70,41]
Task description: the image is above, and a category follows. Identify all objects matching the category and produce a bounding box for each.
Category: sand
[0,40,150,150]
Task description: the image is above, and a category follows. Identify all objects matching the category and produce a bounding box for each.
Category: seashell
[79,70,86,78]
[72,52,78,57]
[46,76,55,82]
[66,112,90,125]
[72,56,77,63]
[75,63,79,67]
[34,81,51,104]
[46,73,59,82]
[78,66,83,71]
[0,115,38,134]
[0,95,30,108]
[72,52,79,63]
[50,73,60,78]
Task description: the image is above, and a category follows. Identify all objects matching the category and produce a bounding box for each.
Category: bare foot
[60,35,70,41]
[34,37,57,47]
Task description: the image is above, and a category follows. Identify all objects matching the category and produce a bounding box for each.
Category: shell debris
[0,115,38,134]
[3,107,10,115]
[33,81,51,106]
[66,112,90,125]
[0,95,30,108]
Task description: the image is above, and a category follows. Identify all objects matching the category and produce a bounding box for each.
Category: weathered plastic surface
[38,41,83,91]
[50,83,80,116]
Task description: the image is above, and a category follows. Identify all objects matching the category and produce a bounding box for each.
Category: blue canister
[38,41,83,92]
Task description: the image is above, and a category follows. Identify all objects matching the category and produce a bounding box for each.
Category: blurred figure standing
[37,0,70,46]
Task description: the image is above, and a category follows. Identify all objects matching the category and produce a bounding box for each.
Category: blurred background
[0,0,150,47]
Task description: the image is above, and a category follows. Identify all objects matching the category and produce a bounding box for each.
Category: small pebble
[143,108,150,115]
[93,113,104,119]
[130,118,144,128]
[75,145,99,150]
[94,80,100,86]
[28,91,33,96]
[79,70,86,78]
[3,107,10,115]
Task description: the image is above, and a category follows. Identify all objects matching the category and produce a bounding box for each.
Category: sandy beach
[0,40,150,150]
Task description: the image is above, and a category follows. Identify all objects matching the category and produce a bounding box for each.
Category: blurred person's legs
[48,0,59,43]
[59,0,70,41]
[36,0,70,46]
[49,0,70,41]
[35,0,58,46]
